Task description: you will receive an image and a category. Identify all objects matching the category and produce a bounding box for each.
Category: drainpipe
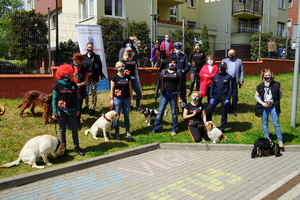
[267,0,270,32]
[47,7,51,73]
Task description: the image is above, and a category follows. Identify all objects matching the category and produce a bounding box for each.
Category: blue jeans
[153,92,178,133]
[262,106,283,142]
[131,78,142,108]
[113,97,130,136]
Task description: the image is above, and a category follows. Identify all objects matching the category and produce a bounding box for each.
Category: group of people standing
[51,35,285,157]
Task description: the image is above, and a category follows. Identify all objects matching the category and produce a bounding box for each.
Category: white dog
[85,110,119,141]
[206,121,227,143]
[0,135,65,169]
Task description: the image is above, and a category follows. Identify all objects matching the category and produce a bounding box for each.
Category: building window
[238,20,247,33]
[239,0,247,4]
[52,14,56,29]
[288,0,292,7]
[287,19,291,27]
[105,0,123,18]
[170,6,177,22]
[278,0,286,9]
[188,0,196,8]
[252,21,259,33]
[82,0,94,20]
[187,21,196,29]
[277,23,285,37]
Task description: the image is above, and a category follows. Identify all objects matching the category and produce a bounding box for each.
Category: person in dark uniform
[82,42,106,116]
[206,62,232,133]
[170,42,190,111]
[188,42,206,96]
[149,58,182,136]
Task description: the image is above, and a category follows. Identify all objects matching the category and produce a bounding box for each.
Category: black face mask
[62,75,70,82]
[220,69,227,74]
[87,49,93,53]
[229,54,235,59]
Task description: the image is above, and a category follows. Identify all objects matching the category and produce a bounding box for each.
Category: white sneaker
[126,132,132,139]
[171,132,177,136]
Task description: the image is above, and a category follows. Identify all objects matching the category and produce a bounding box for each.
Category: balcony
[232,0,263,19]
[158,0,186,7]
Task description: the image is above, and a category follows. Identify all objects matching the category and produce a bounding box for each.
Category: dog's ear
[206,122,213,131]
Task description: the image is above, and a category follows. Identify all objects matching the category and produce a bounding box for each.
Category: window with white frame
[287,19,291,27]
[170,6,177,21]
[252,21,259,33]
[105,0,123,18]
[238,20,247,33]
[188,0,196,8]
[277,23,285,36]
[52,14,56,29]
[82,0,94,20]
[288,0,292,7]
[278,0,286,9]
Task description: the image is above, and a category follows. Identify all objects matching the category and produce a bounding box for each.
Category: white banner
[75,25,109,91]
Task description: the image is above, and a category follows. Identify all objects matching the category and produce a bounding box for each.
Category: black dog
[251,138,281,158]
[141,108,169,126]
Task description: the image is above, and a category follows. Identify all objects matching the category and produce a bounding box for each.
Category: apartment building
[27,0,288,61]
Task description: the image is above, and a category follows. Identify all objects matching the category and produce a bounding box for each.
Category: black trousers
[206,99,229,132]
[188,121,205,142]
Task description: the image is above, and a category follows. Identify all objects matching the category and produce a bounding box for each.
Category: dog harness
[103,115,111,122]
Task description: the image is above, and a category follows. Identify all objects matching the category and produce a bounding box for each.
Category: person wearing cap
[222,49,244,116]
[206,62,233,133]
[170,42,190,111]
[121,46,142,110]
[149,58,182,136]
[82,42,106,116]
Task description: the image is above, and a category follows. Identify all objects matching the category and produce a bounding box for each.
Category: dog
[141,108,169,126]
[85,110,119,141]
[206,121,227,143]
[17,90,52,125]
[0,135,65,169]
[0,104,5,116]
[251,138,281,158]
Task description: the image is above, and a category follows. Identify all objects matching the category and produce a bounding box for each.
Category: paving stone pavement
[0,143,300,200]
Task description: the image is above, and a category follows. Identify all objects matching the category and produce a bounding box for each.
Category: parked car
[0,61,26,74]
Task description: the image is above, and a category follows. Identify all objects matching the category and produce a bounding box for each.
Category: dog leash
[205,142,210,151]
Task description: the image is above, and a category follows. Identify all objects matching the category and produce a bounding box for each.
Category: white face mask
[207,60,213,65]
[165,37,169,41]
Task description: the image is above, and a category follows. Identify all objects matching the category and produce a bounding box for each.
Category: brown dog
[17,90,52,124]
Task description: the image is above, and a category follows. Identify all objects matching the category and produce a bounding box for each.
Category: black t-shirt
[122,60,137,78]
[111,74,132,99]
[184,102,204,122]
[163,70,179,93]
[53,81,78,108]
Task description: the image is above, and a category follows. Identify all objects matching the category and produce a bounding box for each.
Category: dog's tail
[164,108,170,117]
[0,158,21,168]
[220,134,227,142]
[84,129,90,136]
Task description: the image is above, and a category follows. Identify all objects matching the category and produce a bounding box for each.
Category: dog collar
[55,140,60,152]
[103,115,111,122]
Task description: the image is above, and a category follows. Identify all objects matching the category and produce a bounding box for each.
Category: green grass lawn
[0,72,299,179]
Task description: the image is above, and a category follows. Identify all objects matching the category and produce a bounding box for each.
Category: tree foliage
[97,17,124,64]
[128,21,150,46]
[169,28,193,55]
[9,10,48,70]
[58,39,79,65]
[200,24,212,56]
[0,0,23,16]
[250,32,295,60]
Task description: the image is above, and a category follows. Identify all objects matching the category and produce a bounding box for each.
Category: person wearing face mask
[188,42,206,96]
[135,40,149,67]
[150,41,161,68]
[121,46,142,110]
[119,38,138,61]
[110,61,134,140]
[170,42,190,111]
[52,64,85,156]
[69,53,90,130]
[159,34,174,68]
[82,42,106,116]
[222,49,244,116]
[206,62,232,133]
[149,58,182,136]
[199,55,219,104]
[255,69,284,151]
[183,91,207,142]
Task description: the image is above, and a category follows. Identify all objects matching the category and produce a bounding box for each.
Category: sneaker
[149,130,155,135]
[202,137,207,142]
[171,132,177,136]
[278,141,285,152]
[89,110,95,116]
[233,110,238,116]
[74,146,85,156]
[126,132,132,140]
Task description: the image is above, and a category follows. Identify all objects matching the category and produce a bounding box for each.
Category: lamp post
[151,13,160,44]
[55,0,59,66]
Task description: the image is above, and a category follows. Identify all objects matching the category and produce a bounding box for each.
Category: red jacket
[199,64,219,97]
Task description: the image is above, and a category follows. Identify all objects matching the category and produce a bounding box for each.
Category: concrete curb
[0,142,299,191]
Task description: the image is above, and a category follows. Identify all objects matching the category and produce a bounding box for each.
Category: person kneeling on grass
[183,91,207,142]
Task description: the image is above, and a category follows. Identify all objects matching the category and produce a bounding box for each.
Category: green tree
[199,24,212,56]
[97,17,124,65]
[9,10,48,71]
[169,28,193,55]
[128,21,150,46]
[58,39,79,65]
